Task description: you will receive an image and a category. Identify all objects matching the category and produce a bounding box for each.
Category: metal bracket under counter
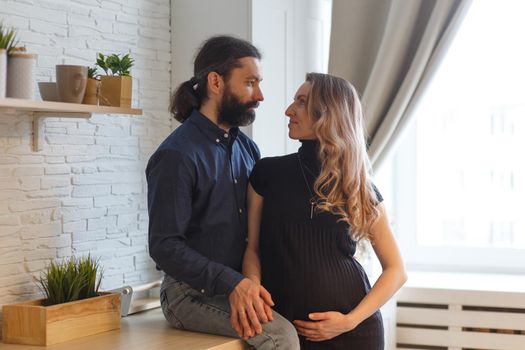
[111,279,162,317]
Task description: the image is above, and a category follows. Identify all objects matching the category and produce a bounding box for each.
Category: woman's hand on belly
[293,311,357,342]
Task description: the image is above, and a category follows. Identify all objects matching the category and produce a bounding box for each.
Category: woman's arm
[294,203,407,341]
[242,183,264,284]
[343,202,407,327]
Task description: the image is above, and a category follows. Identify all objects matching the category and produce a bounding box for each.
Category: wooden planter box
[2,292,121,346]
[99,76,132,108]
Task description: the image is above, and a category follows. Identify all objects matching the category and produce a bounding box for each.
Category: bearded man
[146,36,299,349]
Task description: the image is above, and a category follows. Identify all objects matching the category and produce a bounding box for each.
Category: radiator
[396,286,525,350]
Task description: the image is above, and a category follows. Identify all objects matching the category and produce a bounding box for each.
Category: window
[392,0,525,273]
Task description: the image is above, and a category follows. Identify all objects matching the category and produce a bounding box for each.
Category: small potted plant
[82,66,100,105]
[0,21,19,98]
[2,255,120,346]
[96,52,134,108]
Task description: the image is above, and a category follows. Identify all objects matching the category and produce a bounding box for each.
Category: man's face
[218,57,264,127]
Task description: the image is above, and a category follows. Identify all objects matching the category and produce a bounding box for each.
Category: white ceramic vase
[0,49,6,98]
[6,52,37,100]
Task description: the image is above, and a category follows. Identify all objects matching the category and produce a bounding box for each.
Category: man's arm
[146,148,243,296]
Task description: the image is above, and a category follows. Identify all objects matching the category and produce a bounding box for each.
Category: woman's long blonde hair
[306,73,380,240]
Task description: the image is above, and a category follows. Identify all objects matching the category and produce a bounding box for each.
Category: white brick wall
[0,0,171,317]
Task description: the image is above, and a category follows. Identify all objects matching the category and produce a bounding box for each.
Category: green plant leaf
[0,21,20,54]
[95,52,134,76]
[87,66,98,80]
[96,53,109,75]
[36,255,103,306]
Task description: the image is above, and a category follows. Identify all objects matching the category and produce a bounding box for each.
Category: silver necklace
[297,153,316,219]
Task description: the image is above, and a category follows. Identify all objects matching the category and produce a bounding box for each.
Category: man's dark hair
[170,35,262,122]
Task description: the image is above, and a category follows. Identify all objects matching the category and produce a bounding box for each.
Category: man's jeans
[160,275,300,350]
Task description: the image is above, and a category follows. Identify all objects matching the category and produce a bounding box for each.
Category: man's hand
[229,278,274,339]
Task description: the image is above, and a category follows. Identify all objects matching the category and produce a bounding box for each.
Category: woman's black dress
[249,140,384,350]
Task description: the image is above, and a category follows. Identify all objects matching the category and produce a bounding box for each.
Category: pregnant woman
[243,73,407,349]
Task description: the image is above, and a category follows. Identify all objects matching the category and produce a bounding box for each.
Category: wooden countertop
[1,308,245,350]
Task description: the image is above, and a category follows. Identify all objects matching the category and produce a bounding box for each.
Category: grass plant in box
[2,255,120,346]
[37,255,102,306]
[96,52,134,108]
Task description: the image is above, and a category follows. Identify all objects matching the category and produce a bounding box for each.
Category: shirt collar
[187,109,239,146]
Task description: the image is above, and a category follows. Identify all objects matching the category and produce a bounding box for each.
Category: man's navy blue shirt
[146,110,260,297]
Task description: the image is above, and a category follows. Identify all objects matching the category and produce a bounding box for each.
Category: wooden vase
[82,78,100,105]
[55,64,88,104]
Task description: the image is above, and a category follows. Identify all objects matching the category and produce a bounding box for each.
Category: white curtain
[329,0,473,170]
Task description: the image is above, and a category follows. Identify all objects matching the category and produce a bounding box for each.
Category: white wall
[0,0,170,315]
[251,0,331,156]
[171,0,251,85]
[171,0,331,158]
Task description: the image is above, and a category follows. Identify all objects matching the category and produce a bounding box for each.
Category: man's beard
[218,88,259,127]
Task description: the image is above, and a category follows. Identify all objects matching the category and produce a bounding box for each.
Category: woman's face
[285,81,316,140]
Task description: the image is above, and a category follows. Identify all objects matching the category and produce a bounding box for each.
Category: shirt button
[239,208,243,214]
[215,138,220,143]
[234,179,238,184]
[201,289,205,293]
[224,133,229,138]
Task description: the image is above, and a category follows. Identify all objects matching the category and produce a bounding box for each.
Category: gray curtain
[329,0,473,170]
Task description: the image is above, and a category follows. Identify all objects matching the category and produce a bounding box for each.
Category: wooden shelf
[0,97,142,115]
[0,98,143,151]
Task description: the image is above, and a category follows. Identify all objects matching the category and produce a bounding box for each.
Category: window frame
[392,121,525,274]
